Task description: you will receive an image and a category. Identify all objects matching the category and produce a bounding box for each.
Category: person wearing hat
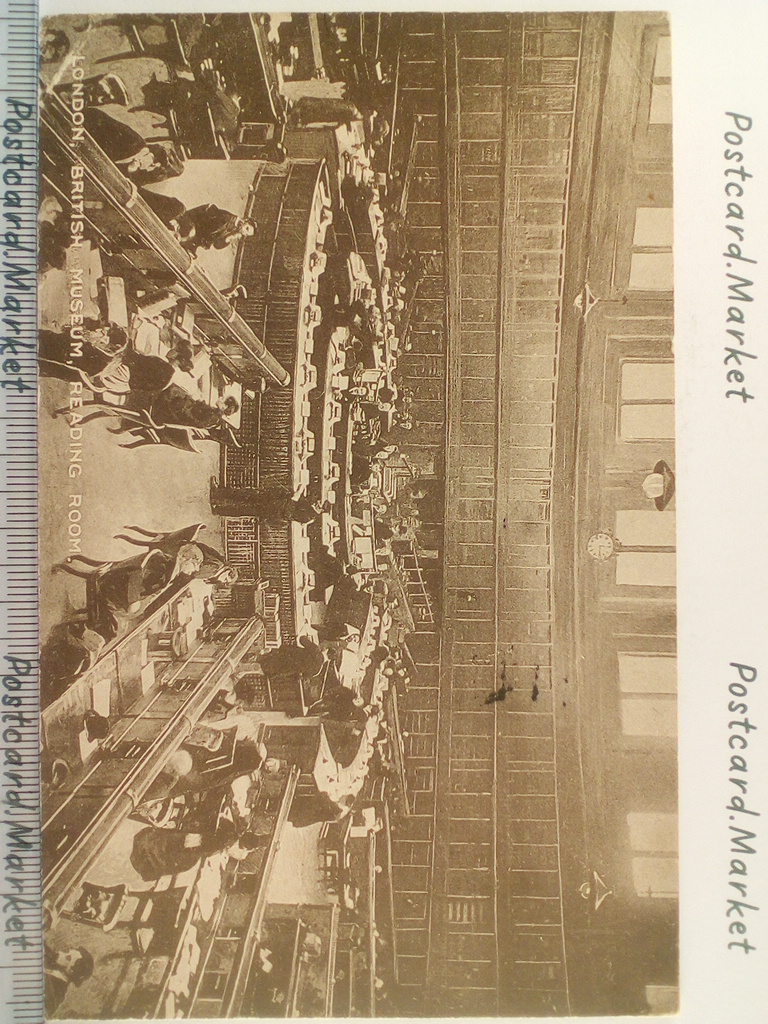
[641,460,675,510]
[172,204,257,253]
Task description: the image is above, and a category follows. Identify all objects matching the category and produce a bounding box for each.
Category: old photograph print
[37,11,677,1019]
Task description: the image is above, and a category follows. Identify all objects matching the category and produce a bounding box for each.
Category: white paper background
[34,1,768,1022]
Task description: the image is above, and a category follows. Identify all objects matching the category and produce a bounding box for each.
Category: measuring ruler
[0,1,42,1022]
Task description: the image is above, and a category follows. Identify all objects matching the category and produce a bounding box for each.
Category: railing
[39,88,290,386]
[219,767,301,1016]
[43,618,266,911]
[224,518,259,582]
[248,14,288,123]
[395,542,435,626]
[258,523,297,639]
[220,161,331,639]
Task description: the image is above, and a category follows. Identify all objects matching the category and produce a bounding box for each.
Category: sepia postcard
[30,4,768,1023]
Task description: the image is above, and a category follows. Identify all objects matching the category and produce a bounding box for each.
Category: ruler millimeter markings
[0,1,42,1022]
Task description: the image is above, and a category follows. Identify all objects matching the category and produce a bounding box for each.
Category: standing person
[45,944,94,1018]
[42,308,242,432]
[197,69,242,144]
[209,479,329,523]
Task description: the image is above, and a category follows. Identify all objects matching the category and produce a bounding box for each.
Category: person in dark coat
[314,683,367,724]
[121,349,177,392]
[49,360,238,434]
[39,328,128,384]
[259,637,326,682]
[139,68,242,146]
[315,575,371,643]
[350,453,373,491]
[148,385,238,429]
[290,96,362,127]
[55,549,178,626]
[175,737,265,797]
[308,550,359,599]
[82,106,150,162]
[289,792,354,828]
[41,331,184,401]
[140,187,186,227]
[209,480,329,523]
[40,27,70,65]
[53,541,208,639]
[45,944,94,1019]
[40,622,105,706]
[130,820,263,882]
[130,826,211,881]
[140,737,265,807]
[39,218,72,273]
[174,204,256,252]
[55,72,130,108]
[82,107,184,183]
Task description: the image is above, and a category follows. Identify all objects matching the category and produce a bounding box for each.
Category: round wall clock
[587,532,615,561]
